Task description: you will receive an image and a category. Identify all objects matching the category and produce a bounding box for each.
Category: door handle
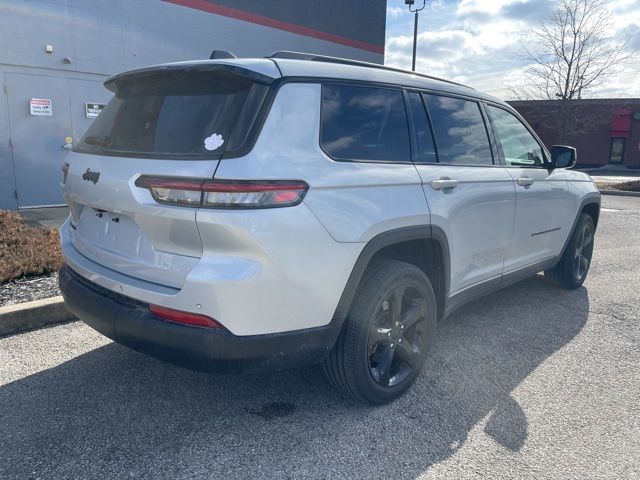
[516,176,534,186]
[430,177,459,190]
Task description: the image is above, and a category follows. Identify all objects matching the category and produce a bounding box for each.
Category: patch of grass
[612,180,640,192]
[0,210,62,284]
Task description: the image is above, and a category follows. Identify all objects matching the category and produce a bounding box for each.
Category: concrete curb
[599,189,640,197]
[0,296,75,337]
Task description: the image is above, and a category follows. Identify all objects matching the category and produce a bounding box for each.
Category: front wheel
[323,259,437,404]
[545,213,595,289]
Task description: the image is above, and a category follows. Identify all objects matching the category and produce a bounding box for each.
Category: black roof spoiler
[104,62,274,92]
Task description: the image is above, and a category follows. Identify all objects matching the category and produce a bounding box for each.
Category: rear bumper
[59,265,341,373]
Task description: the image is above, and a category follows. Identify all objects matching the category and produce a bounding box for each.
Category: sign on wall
[85,102,106,119]
[29,98,52,116]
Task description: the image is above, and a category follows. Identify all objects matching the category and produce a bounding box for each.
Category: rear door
[484,104,575,272]
[64,66,273,288]
[407,91,516,295]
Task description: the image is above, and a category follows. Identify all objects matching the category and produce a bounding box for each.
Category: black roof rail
[267,50,468,88]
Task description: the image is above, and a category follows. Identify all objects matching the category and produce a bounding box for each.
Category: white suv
[59,52,600,404]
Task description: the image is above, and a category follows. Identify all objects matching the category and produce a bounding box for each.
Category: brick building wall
[509,99,640,169]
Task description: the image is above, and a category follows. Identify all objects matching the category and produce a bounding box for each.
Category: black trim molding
[332,225,451,323]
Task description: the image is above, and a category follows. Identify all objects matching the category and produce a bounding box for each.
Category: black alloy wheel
[323,259,437,404]
[367,285,430,387]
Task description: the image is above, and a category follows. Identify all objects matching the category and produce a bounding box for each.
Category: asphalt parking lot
[1,196,639,480]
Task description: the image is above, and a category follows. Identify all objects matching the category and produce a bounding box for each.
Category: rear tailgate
[64,152,215,289]
[63,62,277,289]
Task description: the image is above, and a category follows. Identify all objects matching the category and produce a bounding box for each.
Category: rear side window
[425,95,493,165]
[321,85,410,162]
[407,92,437,163]
[75,69,269,158]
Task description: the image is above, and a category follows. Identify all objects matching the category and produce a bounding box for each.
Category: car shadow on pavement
[0,275,589,479]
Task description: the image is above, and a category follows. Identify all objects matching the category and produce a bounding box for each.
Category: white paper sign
[30,98,52,116]
[85,102,106,119]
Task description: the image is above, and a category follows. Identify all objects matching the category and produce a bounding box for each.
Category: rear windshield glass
[75,69,269,158]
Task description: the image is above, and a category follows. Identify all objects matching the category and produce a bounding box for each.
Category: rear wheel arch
[333,226,450,325]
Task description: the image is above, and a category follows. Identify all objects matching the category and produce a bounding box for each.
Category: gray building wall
[0,0,386,209]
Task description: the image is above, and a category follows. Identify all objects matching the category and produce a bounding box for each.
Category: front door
[485,104,575,272]
[407,92,516,295]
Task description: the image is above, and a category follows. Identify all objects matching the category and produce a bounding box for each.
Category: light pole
[405,0,426,72]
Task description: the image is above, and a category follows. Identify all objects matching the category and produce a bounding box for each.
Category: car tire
[545,213,595,290]
[322,259,437,404]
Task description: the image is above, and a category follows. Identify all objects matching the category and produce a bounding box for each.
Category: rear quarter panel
[214,82,430,242]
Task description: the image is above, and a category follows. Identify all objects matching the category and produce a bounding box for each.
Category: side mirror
[550,145,577,169]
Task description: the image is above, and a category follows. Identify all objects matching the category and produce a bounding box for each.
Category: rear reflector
[135,176,308,209]
[149,304,223,329]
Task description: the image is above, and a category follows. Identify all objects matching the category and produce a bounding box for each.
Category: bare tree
[509,0,631,143]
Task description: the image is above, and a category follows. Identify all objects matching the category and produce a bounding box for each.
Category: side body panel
[214,82,431,243]
[205,82,431,334]
[416,165,516,295]
[483,102,597,273]
[444,172,600,317]
[502,167,574,272]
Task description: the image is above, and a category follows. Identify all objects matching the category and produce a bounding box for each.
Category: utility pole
[405,0,427,72]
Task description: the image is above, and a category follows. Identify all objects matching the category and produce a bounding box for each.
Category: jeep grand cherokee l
[59,52,600,404]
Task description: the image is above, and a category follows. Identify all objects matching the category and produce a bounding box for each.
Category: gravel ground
[0,196,639,479]
[0,272,60,307]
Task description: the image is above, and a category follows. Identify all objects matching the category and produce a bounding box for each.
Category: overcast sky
[384,0,640,99]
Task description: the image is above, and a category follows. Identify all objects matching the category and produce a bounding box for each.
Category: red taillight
[149,304,223,329]
[135,176,308,209]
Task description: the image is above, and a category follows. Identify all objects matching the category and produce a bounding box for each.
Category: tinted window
[321,85,410,162]
[75,70,269,158]
[487,105,544,167]
[425,95,493,165]
[407,92,437,163]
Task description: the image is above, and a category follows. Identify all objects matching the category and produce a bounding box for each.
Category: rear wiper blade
[83,135,111,147]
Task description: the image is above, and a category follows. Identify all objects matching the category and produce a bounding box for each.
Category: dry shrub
[0,210,63,284]
[613,180,640,192]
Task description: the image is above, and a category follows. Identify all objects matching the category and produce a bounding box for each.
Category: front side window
[486,105,545,167]
[321,84,410,162]
[424,95,493,165]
